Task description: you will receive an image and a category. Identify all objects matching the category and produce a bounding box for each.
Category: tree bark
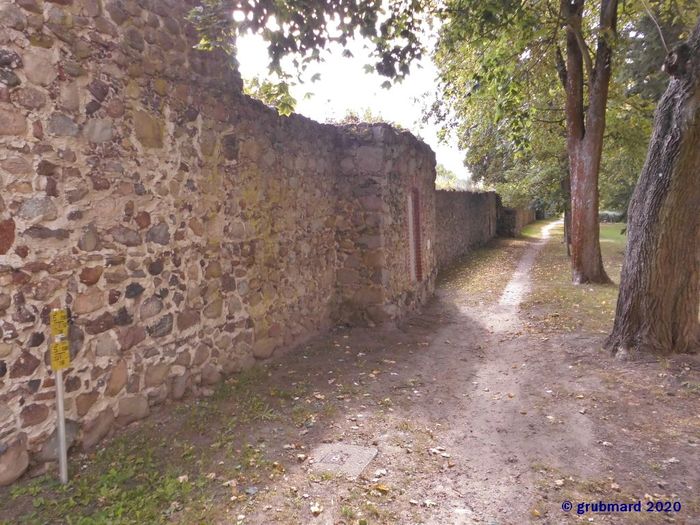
[560,172,572,257]
[606,19,700,355]
[561,0,616,284]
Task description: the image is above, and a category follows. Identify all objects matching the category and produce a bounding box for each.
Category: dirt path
[4,224,698,525]
[499,219,562,308]
[231,223,698,524]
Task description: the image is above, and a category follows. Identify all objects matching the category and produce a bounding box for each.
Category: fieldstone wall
[435,190,498,269]
[334,126,436,326]
[497,205,537,237]
[0,0,436,484]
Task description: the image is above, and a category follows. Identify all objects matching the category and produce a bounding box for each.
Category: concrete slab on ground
[310,443,378,479]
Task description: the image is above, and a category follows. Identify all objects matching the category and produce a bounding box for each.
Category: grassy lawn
[523,222,627,335]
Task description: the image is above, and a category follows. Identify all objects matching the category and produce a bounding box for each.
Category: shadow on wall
[434,190,536,271]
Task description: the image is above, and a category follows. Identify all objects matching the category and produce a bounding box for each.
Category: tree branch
[555,45,567,87]
[566,24,594,81]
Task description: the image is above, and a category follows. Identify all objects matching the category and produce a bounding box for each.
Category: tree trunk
[560,170,572,257]
[561,0,616,284]
[569,138,609,283]
[606,20,700,355]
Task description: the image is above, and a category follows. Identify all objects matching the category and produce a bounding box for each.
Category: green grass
[520,218,558,239]
[523,223,626,334]
[0,366,285,525]
[2,433,201,525]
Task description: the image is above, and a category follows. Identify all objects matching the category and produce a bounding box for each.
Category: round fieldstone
[92,332,118,357]
[79,266,103,285]
[0,108,27,136]
[145,222,169,245]
[1,4,27,31]
[0,70,20,88]
[147,313,173,338]
[16,87,46,110]
[1,156,31,174]
[139,296,162,320]
[124,282,144,299]
[134,211,150,229]
[20,404,49,427]
[87,79,109,101]
[118,325,146,351]
[35,420,79,462]
[114,306,133,326]
[85,312,115,335]
[0,50,22,69]
[47,113,79,136]
[116,396,149,426]
[0,434,29,486]
[76,392,98,416]
[147,259,163,275]
[105,360,127,396]
[9,351,39,378]
[18,196,58,222]
[145,363,169,388]
[73,288,104,315]
[78,226,99,251]
[81,408,114,450]
[110,225,141,246]
[133,111,163,148]
[83,118,113,143]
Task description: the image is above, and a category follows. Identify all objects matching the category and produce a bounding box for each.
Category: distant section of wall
[435,191,498,269]
[497,206,537,237]
[0,0,436,484]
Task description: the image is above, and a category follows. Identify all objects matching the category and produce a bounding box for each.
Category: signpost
[49,308,70,484]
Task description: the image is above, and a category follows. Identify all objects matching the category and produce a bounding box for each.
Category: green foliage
[4,434,196,525]
[188,0,428,81]
[244,76,297,115]
[431,0,699,213]
[429,0,568,210]
[326,108,410,133]
[435,164,471,191]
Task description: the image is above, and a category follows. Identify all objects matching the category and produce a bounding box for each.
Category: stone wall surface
[497,205,537,237]
[0,0,437,484]
[435,190,498,269]
[334,127,436,326]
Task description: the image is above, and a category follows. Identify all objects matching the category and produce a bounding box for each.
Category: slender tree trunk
[561,0,616,284]
[606,20,700,355]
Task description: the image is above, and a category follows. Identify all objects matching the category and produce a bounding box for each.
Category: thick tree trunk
[561,0,616,284]
[569,140,608,282]
[560,171,572,257]
[606,20,700,355]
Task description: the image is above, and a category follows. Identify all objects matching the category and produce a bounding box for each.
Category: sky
[235,34,471,181]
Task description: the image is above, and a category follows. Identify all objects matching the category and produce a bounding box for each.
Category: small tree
[606,17,700,355]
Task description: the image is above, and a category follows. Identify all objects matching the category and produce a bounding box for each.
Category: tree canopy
[430,0,699,211]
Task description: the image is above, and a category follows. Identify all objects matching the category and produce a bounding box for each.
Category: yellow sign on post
[50,340,71,371]
[50,309,68,337]
[49,307,71,484]
[49,308,71,371]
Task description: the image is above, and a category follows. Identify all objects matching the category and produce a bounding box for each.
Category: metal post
[55,368,68,484]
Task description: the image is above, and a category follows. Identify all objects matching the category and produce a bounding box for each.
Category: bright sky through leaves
[235,33,471,181]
